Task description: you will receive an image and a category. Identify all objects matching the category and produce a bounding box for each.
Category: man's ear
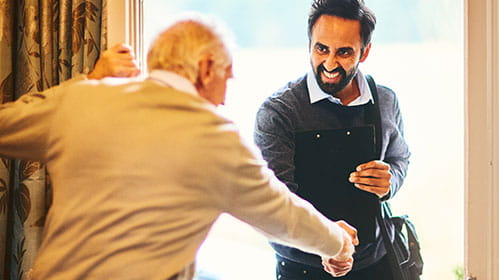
[196,54,215,89]
[360,43,371,62]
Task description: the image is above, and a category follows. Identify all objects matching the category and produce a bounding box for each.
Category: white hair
[146,13,235,83]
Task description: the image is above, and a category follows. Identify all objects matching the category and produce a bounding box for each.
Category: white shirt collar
[307,68,373,106]
[148,70,199,96]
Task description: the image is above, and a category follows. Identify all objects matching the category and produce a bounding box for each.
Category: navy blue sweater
[254,74,410,270]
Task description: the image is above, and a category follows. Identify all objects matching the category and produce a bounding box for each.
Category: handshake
[322,220,359,277]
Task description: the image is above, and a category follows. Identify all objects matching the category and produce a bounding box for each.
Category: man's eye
[315,44,328,54]
[338,49,353,57]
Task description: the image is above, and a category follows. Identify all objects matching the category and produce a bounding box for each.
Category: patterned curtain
[0,0,107,279]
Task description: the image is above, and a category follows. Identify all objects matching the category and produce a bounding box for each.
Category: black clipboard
[294,125,379,243]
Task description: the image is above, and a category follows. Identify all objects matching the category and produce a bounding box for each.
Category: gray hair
[147,13,234,83]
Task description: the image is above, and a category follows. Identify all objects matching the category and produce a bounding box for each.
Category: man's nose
[323,54,338,72]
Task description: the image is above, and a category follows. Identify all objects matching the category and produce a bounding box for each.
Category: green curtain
[0,0,106,279]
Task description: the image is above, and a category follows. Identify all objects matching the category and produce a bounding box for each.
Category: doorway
[142,1,464,279]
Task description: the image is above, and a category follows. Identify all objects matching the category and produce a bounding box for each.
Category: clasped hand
[87,44,140,79]
[349,160,392,198]
[321,160,392,276]
[322,220,359,277]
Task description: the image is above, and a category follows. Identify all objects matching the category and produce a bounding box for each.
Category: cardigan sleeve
[254,97,299,193]
[221,133,346,259]
[0,91,58,161]
[0,76,85,161]
[380,87,410,199]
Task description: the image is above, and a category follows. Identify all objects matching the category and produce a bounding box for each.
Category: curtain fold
[0,1,105,279]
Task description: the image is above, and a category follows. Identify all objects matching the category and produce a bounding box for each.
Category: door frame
[465,0,499,279]
[106,0,144,73]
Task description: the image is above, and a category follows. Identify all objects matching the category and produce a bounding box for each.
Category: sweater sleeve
[0,76,84,161]
[221,133,344,259]
[254,98,299,192]
[381,89,410,199]
[0,92,57,161]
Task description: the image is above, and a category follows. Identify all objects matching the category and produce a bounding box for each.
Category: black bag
[366,75,424,280]
[377,202,424,280]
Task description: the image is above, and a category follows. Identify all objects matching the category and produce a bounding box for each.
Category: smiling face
[310,15,370,98]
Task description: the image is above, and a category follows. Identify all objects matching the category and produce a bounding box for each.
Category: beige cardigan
[0,75,345,279]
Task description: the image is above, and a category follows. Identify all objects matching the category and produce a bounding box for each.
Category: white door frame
[105,0,144,73]
[465,0,499,279]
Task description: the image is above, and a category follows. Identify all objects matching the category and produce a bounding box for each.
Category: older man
[0,16,357,279]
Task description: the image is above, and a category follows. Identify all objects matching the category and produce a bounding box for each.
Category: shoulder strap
[365,74,382,159]
[366,75,407,279]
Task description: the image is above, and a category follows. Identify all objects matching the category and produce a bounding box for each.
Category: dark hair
[308,0,376,48]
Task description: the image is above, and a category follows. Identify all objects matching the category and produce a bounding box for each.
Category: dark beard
[315,63,358,97]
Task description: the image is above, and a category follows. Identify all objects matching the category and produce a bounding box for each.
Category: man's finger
[117,67,141,77]
[354,183,389,198]
[109,43,133,54]
[114,60,138,68]
[356,160,390,171]
[350,168,391,180]
[328,259,353,269]
[349,176,390,188]
[336,220,359,245]
[322,257,353,277]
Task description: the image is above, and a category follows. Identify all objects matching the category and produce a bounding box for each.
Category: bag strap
[366,75,407,280]
[379,203,407,279]
[365,74,383,159]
